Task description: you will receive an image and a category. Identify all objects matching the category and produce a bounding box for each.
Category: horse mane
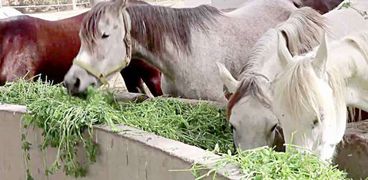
[227,73,271,118]
[243,7,325,74]
[276,31,368,122]
[127,4,222,55]
[273,57,346,122]
[277,7,326,56]
[80,1,116,52]
[80,2,222,54]
[228,7,326,116]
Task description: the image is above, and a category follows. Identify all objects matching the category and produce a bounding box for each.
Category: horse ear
[312,33,328,78]
[216,62,240,94]
[277,31,294,67]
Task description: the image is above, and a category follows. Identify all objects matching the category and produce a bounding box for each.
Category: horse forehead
[295,52,315,61]
[228,94,252,118]
[98,15,114,29]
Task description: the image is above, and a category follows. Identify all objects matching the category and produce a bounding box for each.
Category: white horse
[217,0,368,150]
[273,30,368,160]
[63,0,300,101]
[0,7,22,19]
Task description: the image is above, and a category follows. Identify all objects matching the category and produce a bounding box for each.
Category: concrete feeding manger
[0,104,241,180]
[0,104,367,179]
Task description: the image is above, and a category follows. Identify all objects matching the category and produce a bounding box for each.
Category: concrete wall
[0,104,242,180]
[1,104,368,179]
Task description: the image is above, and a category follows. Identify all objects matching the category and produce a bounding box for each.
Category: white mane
[276,7,326,56]
[274,31,368,124]
[274,58,346,123]
[272,30,368,123]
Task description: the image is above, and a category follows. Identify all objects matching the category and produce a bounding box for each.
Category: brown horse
[297,0,344,14]
[0,3,162,96]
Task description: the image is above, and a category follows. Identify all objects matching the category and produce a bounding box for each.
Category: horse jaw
[216,62,240,93]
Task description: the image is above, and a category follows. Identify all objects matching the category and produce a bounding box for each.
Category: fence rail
[2,2,88,8]
[0,0,90,11]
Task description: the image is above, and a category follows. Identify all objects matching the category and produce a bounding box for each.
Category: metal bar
[57,0,60,11]
[72,0,76,10]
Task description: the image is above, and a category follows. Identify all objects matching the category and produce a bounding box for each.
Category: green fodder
[0,79,233,177]
[193,147,348,180]
[0,80,348,179]
[116,99,233,152]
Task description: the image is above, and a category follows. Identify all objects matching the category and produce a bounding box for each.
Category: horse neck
[127,5,221,76]
[239,6,326,80]
[239,30,281,81]
[56,12,87,30]
[324,3,368,40]
[329,36,368,110]
[226,0,296,18]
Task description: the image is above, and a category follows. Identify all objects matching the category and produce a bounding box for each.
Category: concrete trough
[0,104,367,179]
[0,104,242,180]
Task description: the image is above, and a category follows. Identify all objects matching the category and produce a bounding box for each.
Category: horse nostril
[74,77,80,88]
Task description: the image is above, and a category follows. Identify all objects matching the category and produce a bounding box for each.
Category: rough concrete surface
[335,120,368,179]
[1,104,368,179]
[0,104,242,180]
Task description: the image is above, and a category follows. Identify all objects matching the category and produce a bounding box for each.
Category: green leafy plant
[0,80,348,179]
[192,147,348,180]
[0,79,232,177]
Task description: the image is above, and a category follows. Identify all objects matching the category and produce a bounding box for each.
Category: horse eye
[312,119,319,129]
[101,33,109,39]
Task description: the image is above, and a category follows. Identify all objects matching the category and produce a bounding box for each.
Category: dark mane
[227,74,271,119]
[80,3,222,54]
[79,0,149,52]
[127,4,222,55]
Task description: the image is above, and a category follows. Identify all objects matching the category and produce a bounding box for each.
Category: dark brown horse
[0,3,162,96]
[297,0,344,14]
